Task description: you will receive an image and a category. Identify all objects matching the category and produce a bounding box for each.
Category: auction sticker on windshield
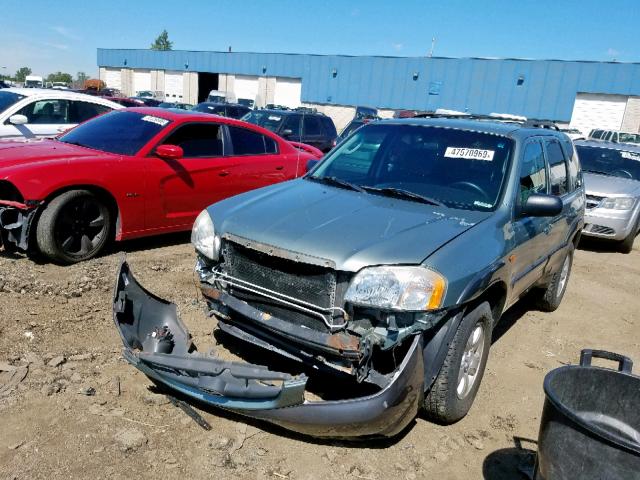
[141,115,169,127]
[445,147,495,161]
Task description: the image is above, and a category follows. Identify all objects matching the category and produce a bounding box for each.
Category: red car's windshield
[58,110,171,155]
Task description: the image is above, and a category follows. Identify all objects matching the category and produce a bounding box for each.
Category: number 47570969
[444,147,495,161]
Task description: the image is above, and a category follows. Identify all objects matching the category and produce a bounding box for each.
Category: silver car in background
[575,140,640,253]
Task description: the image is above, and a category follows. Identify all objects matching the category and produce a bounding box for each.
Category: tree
[76,71,88,83]
[47,72,73,84]
[150,30,173,51]
[15,67,32,83]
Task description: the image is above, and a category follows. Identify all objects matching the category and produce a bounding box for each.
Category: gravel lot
[0,235,638,479]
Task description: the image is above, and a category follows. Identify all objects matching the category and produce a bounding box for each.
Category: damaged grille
[220,239,345,331]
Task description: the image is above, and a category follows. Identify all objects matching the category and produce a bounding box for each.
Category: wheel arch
[421,274,508,394]
[0,180,24,202]
[40,184,122,241]
[467,281,508,327]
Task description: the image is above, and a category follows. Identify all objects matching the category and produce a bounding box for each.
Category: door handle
[219,171,230,177]
[275,166,284,170]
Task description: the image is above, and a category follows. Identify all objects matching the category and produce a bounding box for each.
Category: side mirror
[156,144,184,160]
[9,114,28,126]
[521,194,562,217]
[306,159,319,173]
[281,129,293,138]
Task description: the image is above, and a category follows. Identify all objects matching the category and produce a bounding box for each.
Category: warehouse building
[98,48,640,133]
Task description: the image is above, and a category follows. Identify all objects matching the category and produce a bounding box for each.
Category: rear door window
[161,123,224,157]
[544,139,568,196]
[228,125,278,155]
[17,99,71,124]
[561,139,581,191]
[519,140,548,204]
[282,115,301,136]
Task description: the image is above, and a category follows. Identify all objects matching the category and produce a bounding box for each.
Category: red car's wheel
[36,190,111,264]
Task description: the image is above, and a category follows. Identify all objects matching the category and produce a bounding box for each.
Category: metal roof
[98,49,640,121]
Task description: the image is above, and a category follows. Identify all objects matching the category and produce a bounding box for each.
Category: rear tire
[36,190,111,264]
[423,301,493,424]
[535,247,573,312]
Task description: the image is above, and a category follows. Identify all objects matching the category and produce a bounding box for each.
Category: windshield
[309,124,513,211]
[192,103,225,114]
[241,111,284,132]
[576,145,640,181]
[0,91,25,112]
[58,110,170,155]
[618,133,640,144]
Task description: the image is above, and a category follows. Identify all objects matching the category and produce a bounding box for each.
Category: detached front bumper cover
[113,261,424,438]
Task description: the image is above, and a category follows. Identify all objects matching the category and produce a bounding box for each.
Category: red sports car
[0,108,322,263]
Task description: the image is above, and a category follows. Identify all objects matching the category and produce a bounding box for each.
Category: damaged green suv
[114,117,585,438]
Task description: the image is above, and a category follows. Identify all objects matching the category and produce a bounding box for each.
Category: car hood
[209,179,491,272]
[0,139,109,169]
[583,172,640,197]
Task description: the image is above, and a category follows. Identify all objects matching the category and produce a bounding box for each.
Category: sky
[1,0,640,79]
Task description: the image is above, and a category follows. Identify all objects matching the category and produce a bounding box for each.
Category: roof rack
[412,111,561,130]
[523,119,560,131]
[293,106,321,114]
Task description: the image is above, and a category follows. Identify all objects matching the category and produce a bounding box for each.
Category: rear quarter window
[321,117,337,136]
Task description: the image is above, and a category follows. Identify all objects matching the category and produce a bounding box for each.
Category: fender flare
[422,310,464,392]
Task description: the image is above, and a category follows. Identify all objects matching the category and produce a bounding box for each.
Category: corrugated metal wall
[97,49,640,121]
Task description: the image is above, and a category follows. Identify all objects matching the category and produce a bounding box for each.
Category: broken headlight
[345,266,446,311]
[191,209,220,261]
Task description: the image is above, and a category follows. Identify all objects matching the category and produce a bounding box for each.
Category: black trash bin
[535,349,640,480]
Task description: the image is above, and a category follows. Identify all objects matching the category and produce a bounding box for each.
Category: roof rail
[412,111,561,130]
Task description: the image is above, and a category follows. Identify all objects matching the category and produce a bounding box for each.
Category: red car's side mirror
[156,144,183,160]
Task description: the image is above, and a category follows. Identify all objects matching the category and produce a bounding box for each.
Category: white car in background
[0,88,123,139]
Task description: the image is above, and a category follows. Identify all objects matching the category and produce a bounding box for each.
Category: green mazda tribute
[114,115,585,438]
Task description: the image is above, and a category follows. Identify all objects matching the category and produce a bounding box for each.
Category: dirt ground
[0,234,638,480]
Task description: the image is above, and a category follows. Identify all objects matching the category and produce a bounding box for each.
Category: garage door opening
[198,73,218,103]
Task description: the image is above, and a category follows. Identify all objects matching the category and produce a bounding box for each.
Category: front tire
[423,301,493,424]
[36,190,111,264]
[535,247,573,312]
[619,222,638,254]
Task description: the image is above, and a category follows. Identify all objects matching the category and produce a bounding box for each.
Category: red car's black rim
[55,198,107,257]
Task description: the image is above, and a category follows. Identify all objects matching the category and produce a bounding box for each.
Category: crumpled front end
[113,261,425,438]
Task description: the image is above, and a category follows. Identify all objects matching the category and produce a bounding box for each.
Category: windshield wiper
[361,186,442,206]
[307,175,365,192]
[584,169,614,176]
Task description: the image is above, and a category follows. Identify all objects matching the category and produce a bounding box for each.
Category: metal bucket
[535,349,640,480]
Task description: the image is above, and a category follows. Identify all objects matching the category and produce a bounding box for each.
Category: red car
[0,108,321,263]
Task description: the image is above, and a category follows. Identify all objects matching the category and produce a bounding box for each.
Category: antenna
[428,37,436,58]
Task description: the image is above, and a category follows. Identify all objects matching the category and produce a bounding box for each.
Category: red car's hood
[0,139,111,169]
